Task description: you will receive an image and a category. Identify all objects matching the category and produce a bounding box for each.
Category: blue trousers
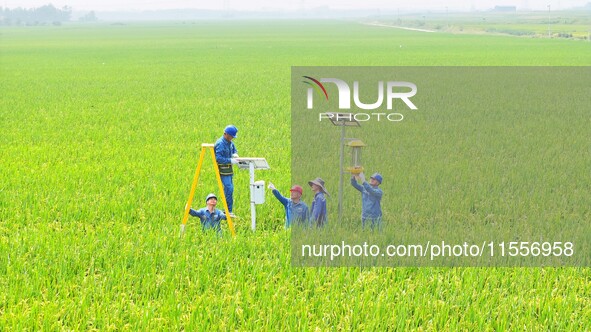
[221,175,234,213]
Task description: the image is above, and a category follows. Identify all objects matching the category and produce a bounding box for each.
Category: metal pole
[250,161,256,231]
[338,125,345,221]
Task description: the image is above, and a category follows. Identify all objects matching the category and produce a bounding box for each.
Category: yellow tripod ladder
[181,143,236,237]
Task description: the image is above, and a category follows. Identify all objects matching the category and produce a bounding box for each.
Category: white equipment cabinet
[237,158,270,231]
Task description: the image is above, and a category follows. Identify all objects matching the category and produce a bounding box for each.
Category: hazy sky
[2,0,588,11]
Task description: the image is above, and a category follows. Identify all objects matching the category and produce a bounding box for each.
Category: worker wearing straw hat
[308,177,329,228]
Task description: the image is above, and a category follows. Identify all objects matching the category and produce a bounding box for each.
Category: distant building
[493,6,517,12]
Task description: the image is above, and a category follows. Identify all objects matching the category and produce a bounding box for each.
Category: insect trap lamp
[345,139,366,174]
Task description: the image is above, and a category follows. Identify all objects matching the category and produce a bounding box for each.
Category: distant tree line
[0,4,72,26]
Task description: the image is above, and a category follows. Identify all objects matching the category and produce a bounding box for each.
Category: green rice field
[1,20,590,330]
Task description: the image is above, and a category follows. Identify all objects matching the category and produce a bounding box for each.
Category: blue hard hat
[370,173,383,184]
[205,193,217,203]
[224,125,238,138]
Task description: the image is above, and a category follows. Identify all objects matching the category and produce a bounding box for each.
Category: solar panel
[236,158,270,170]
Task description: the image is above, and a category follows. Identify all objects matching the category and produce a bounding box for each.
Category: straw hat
[308,177,329,196]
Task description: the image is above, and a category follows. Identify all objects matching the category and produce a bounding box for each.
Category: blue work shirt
[272,189,310,228]
[351,178,383,219]
[214,135,237,165]
[310,192,327,228]
[189,207,226,235]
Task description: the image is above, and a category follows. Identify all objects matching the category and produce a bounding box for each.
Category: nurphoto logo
[303,75,418,122]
